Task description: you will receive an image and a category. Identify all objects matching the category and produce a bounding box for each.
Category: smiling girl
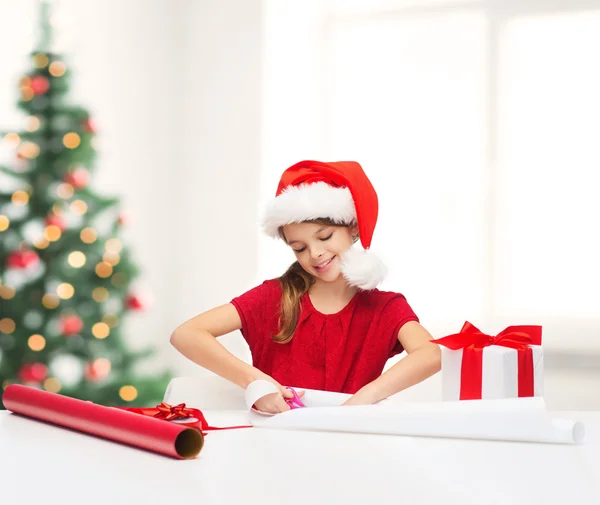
[170,160,441,414]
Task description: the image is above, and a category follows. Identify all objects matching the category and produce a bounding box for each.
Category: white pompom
[340,247,387,290]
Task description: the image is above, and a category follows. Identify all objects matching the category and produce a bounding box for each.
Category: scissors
[284,387,305,409]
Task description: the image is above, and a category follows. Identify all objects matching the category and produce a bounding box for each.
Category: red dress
[231,279,419,394]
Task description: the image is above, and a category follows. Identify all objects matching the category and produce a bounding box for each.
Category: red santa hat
[262,160,386,290]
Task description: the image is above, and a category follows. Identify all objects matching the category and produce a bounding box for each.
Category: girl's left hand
[341,389,378,406]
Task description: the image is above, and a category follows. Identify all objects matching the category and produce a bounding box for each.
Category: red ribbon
[118,402,252,434]
[432,322,542,400]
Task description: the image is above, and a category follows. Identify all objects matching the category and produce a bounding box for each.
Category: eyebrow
[287,226,329,245]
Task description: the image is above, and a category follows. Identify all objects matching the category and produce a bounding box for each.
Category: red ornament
[82,117,96,133]
[18,363,48,384]
[125,294,145,311]
[30,76,50,95]
[6,250,40,269]
[45,214,66,231]
[85,359,111,382]
[118,210,133,226]
[60,314,84,336]
[63,168,89,189]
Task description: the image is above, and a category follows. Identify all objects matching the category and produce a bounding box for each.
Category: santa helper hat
[262,160,387,290]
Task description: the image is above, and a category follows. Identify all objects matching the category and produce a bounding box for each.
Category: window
[260,0,600,351]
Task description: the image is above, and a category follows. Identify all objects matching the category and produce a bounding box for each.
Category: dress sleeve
[379,294,420,358]
[230,279,281,348]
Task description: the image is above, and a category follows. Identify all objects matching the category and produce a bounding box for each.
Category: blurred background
[1,0,599,409]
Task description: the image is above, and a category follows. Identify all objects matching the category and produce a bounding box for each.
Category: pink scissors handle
[285,387,305,409]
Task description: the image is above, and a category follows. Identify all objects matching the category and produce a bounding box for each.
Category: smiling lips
[314,255,336,272]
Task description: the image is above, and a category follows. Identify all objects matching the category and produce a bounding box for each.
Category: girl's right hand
[252,378,304,414]
[253,391,292,414]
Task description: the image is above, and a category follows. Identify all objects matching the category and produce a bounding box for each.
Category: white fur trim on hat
[340,247,387,290]
[262,182,356,238]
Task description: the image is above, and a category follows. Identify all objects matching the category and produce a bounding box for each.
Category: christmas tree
[0,1,171,408]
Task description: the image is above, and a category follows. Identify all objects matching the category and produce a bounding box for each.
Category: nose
[310,247,325,260]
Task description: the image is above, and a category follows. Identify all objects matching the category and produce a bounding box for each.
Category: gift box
[432,322,544,401]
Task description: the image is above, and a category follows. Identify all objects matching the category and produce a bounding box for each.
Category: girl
[170,160,441,414]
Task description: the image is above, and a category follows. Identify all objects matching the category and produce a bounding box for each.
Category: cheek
[294,251,310,265]
[331,236,353,252]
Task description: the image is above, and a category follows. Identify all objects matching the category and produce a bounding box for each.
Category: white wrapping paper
[250,396,584,445]
[440,344,544,400]
[163,377,584,445]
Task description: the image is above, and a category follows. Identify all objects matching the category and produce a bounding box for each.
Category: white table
[1,409,599,505]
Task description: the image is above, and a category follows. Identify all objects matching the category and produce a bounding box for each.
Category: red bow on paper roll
[119,402,251,434]
[432,322,542,400]
[154,402,196,421]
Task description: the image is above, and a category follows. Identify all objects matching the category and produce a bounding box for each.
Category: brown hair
[273,218,355,344]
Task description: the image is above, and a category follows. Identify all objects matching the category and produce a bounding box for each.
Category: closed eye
[293,247,306,253]
[319,233,333,241]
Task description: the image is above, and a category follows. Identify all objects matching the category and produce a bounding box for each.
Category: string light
[18,142,40,159]
[56,183,74,199]
[105,238,122,253]
[102,314,119,328]
[0,318,16,334]
[26,116,41,132]
[12,190,30,206]
[0,215,9,232]
[103,251,120,266]
[119,385,138,402]
[34,237,50,249]
[41,293,60,309]
[28,334,46,351]
[49,61,66,77]
[111,273,127,287]
[43,378,61,393]
[68,251,86,268]
[92,287,109,302]
[70,200,88,215]
[44,225,62,241]
[3,133,21,147]
[95,262,113,278]
[63,132,81,149]
[21,87,34,101]
[92,322,110,339]
[33,53,49,68]
[80,228,97,244]
[56,283,75,299]
[0,286,16,300]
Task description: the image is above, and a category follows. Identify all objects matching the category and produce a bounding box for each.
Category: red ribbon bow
[432,322,542,400]
[154,402,195,421]
[118,402,252,434]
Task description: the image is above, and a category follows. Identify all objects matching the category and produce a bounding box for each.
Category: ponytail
[273,261,314,343]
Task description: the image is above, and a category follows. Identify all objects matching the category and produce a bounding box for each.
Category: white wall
[172,0,264,374]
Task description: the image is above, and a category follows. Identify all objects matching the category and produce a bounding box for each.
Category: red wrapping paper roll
[2,384,203,459]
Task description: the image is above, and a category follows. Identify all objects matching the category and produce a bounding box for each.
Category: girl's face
[281,221,357,282]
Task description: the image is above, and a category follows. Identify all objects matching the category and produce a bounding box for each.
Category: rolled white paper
[251,397,585,445]
[164,377,583,445]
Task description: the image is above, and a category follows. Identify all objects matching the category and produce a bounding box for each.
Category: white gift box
[440,345,544,401]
